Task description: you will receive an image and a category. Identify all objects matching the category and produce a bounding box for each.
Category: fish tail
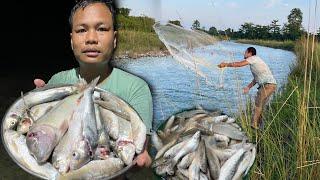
[76,76,100,92]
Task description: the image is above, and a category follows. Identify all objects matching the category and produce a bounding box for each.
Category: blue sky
[118,0,319,33]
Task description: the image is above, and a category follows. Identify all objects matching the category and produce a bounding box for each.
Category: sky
[118,0,320,33]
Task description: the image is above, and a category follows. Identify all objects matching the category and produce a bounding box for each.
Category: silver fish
[23,84,78,108]
[26,77,91,163]
[151,131,164,151]
[210,123,247,141]
[218,147,247,180]
[3,130,59,179]
[52,77,99,173]
[96,89,146,154]
[58,158,124,180]
[17,100,60,134]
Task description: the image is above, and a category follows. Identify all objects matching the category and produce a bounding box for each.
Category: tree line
[189,8,320,41]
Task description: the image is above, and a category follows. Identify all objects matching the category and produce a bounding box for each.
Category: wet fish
[232,146,255,180]
[17,100,60,134]
[176,109,208,119]
[189,145,201,180]
[151,131,163,151]
[155,137,179,160]
[96,89,146,154]
[218,147,247,180]
[99,107,119,140]
[58,158,124,180]
[23,84,78,109]
[163,141,185,159]
[52,77,99,172]
[26,78,89,163]
[4,130,59,179]
[206,145,220,180]
[210,123,247,141]
[177,152,194,169]
[114,116,135,165]
[171,131,201,167]
[164,115,175,134]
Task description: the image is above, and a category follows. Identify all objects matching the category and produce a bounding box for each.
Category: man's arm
[243,79,256,94]
[218,60,249,68]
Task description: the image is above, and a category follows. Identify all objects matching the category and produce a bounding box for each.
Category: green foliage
[168,20,182,27]
[116,7,131,17]
[116,14,155,32]
[238,38,320,180]
[192,20,200,30]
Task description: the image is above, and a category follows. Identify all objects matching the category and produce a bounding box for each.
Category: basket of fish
[1,77,146,179]
[151,107,256,180]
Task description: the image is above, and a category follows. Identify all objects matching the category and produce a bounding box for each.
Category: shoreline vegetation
[237,38,319,179]
[115,7,320,179]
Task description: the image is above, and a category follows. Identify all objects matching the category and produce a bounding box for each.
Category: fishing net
[153,22,226,88]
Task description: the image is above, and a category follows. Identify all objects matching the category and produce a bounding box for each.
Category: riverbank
[236,39,295,51]
[237,38,320,179]
[114,30,169,59]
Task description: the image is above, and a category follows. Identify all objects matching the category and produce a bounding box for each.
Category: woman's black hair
[69,0,117,30]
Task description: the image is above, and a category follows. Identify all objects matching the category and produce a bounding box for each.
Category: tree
[117,8,131,17]
[269,19,281,40]
[208,26,219,36]
[286,8,303,40]
[239,22,255,39]
[168,20,182,27]
[192,20,200,30]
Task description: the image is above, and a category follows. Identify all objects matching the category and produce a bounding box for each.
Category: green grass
[236,39,295,51]
[237,37,320,179]
[114,30,166,58]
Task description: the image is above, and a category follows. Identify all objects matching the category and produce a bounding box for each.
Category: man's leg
[252,84,276,129]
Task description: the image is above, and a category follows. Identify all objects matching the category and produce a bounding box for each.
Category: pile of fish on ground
[151,107,256,180]
[2,77,146,179]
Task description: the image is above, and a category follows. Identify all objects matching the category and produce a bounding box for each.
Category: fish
[17,100,60,134]
[3,130,59,179]
[52,77,99,173]
[22,84,78,109]
[189,145,201,180]
[232,145,255,180]
[114,116,136,165]
[171,131,201,167]
[57,158,124,180]
[96,89,146,154]
[206,144,220,180]
[151,131,164,151]
[155,137,179,160]
[93,98,111,160]
[175,109,209,119]
[163,141,185,159]
[99,107,120,140]
[164,115,175,134]
[3,113,21,130]
[198,140,207,173]
[210,123,247,141]
[26,78,90,163]
[152,108,256,179]
[177,152,195,169]
[218,147,247,180]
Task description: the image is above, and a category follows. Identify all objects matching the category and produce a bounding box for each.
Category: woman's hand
[136,149,152,167]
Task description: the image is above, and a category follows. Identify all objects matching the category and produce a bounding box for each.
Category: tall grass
[236,39,295,51]
[114,30,166,58]
[238,37,320,179]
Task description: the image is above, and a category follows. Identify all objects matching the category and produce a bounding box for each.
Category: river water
[115,41,296,129]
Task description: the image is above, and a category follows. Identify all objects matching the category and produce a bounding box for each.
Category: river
[114,41,296,129]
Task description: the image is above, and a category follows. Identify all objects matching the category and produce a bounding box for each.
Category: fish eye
[72,152,80,160]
